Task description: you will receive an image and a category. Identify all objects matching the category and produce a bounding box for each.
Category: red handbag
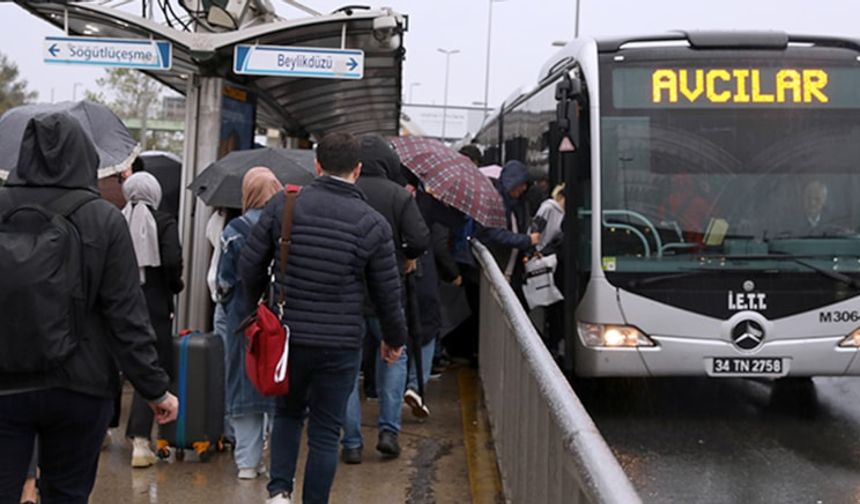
[243,186,300,396]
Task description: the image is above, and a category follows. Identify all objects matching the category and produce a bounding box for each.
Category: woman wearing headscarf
[217,167,283,479]
[121,171,185,468]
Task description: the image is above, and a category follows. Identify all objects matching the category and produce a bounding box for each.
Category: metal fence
[472,240,641,504]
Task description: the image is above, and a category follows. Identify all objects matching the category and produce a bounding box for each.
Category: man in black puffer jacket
[0,112,177,502]
[341,134,429,464]
[239,132,407,504]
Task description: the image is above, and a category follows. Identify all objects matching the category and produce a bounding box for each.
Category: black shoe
[341,446,362,465]
[376,431,400,458]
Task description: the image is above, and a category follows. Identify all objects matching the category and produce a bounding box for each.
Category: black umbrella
[141,150,182,219]
[0,101,139,179]
[189,148,316,209]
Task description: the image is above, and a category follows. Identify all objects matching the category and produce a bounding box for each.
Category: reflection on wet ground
[578,376,860,504]
[90,367,476,503]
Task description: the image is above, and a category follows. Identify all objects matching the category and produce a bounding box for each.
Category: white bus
[475,31,860,378]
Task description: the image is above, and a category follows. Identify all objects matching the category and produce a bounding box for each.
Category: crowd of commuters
[0,109,564,503]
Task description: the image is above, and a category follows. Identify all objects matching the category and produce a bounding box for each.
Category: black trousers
[126,322,172,439]
[0,388,113,504]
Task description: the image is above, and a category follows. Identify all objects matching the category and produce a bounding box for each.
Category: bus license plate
[711,357,784,375]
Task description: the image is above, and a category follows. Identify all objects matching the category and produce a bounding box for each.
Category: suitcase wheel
[193,441,212,462]
[155,439,170,460]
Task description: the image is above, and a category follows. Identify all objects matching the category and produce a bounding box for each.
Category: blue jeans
[230,413,266,470]
[0,389,113,504]
[407,338,435,393]
[342,317,407,449]
[267,346,360,503]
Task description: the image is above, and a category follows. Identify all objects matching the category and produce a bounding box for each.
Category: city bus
[475,31,860,378]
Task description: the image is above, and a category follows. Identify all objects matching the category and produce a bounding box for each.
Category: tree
[91,68,161,119]
[87,68,184,155]
[0,52,37,116]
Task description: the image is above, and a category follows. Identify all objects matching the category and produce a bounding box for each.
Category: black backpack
[0,189,98,373]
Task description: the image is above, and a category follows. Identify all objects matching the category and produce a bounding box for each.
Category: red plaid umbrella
[390,136,506,228]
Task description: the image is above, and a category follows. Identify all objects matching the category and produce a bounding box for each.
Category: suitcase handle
[176,334,190,449]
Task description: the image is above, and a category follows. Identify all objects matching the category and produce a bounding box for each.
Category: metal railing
[472,240,641,504]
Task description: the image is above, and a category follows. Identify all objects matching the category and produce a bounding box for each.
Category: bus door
[556,68,592,373]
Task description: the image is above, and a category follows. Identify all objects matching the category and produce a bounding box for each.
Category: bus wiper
[627,268,733,288]
[722,253,860,289]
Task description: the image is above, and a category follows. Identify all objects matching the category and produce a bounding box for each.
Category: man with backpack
[0,112,178,503]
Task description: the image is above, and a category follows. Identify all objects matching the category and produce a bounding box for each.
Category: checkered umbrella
[390,136,506,228]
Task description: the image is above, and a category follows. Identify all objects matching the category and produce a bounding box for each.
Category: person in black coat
[404,222,461,415]
[0,113,177,502]
[340,134,430,463]
[239,132,407,504]
[119,171,184,468]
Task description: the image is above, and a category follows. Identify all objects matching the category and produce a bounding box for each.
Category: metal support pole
[482,0,494,120]
[438,48,459,142]
[575,0,581,38]
[140,94,150,151]
[176,76,223,332]
[442,54,451,141]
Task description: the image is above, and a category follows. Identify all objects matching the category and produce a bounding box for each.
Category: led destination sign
[612,66,860,109]
[654,68,827,104]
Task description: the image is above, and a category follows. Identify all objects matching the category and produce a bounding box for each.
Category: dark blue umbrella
[0,101,139,179]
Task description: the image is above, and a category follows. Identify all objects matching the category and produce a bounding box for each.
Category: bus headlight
[838,328,860,347]
[577,322,655,348]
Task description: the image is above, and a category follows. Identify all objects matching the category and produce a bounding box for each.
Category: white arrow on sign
[234,45,364,80]
[44,36,172,70]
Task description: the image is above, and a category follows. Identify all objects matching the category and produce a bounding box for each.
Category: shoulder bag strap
[278,185,301,304]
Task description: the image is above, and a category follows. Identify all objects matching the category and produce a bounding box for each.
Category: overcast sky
[1,0,859,109]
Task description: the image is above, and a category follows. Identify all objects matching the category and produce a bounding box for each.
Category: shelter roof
[16,2,406,139]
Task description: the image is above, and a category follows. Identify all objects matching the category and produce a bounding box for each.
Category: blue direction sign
[234,45,364,80]
[44,36,172,70]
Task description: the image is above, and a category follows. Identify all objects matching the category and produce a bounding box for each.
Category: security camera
[372,14,401,48]
[373,14,397,32]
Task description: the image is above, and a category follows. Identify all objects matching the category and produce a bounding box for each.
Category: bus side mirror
[556,75,582,149]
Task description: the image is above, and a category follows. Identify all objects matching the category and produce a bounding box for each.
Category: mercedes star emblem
[732,320,765,350]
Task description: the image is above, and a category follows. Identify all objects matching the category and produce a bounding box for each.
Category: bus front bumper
[574,335,860,377]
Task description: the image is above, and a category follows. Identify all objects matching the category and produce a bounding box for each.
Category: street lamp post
[409,82,421,103]
[483,0,507,120]
[438,48,460,141]
[72,82,83,101]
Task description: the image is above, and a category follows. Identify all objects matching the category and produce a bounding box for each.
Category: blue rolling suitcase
[157,331,225,461]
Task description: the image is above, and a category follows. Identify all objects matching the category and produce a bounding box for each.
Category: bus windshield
[598,48,860,273]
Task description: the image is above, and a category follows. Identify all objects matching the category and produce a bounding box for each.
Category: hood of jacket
[499,160,530,196]
[359,134,407,185]
[6,112,99,191]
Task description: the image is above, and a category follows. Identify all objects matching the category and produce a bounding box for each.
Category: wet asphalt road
[578,376,860,504]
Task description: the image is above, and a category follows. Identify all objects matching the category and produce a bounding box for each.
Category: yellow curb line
[459,366,504,504]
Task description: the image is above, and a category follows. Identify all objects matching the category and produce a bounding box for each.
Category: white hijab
[121,172,163,284]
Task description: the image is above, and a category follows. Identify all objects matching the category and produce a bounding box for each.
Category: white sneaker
[131,437,157,468]
[238,467,259,480]
[266,492,292,504]
[404,389,430,418]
